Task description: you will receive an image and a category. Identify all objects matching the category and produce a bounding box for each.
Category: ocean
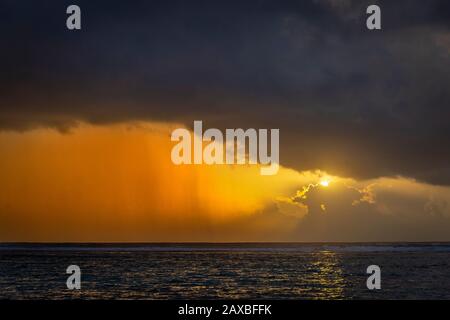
[1,243,450,299]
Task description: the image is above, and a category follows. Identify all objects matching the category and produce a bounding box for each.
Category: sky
[0,0,449,242]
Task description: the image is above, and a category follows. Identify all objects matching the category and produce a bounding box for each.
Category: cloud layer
[0,0,449,185]
[1,122,449,242]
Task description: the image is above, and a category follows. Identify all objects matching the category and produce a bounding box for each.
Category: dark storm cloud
[0,0,449,184]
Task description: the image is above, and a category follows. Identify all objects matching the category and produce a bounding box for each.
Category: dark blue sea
[1,243,450,299]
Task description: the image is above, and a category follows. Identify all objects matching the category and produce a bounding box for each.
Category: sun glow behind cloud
[320,180,330,187]
[1,121,450,242]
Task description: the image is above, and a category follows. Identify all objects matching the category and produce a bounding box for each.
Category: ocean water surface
[1,243,449,299]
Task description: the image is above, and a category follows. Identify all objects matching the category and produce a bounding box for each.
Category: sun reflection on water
[305,251,346,299]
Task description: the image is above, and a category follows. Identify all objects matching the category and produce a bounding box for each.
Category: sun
[320,180,330,187]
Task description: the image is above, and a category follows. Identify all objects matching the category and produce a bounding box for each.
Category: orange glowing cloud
[0,122,302,242]
[1,122,450,242]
